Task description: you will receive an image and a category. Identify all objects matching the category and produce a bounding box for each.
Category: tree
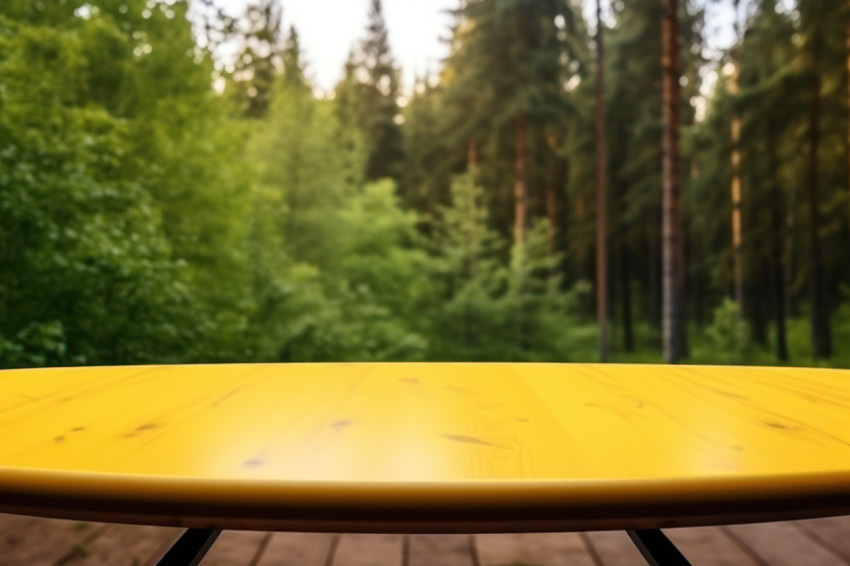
[281,25,308,92]
[605,0,702,351]
[735,0,797,361]
[662,0,687,363]
[227,0,283,118]
[443,0,582,248]
[595,0,611,362]
[798,1,836,359]
[352,0,405,182]
[333,49,368,187]
[0,0,253,365]
[729,0,745,310]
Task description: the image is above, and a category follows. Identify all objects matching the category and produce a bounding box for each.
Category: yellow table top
[1,363,849,533]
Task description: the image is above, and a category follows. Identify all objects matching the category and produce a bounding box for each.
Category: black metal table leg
[156,528,221,566]
[627,529,692,566]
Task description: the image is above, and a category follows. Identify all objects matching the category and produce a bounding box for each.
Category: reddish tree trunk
[467,138,479,168]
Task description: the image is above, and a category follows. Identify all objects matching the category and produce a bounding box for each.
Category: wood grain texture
[1,363,849,532]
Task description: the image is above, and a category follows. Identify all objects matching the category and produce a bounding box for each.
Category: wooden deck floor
[1,513,849,566]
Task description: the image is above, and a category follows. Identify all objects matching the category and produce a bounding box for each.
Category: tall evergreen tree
[356,0,405,182]
[227,0,283,118]
[281,25,308,93]
[729,0,745,311]
[799,1,835,359]
[735,0,797,361]
[662,0,687,362]
[595,0,611,361]
[333,50,368,187]
[443,0,583,248]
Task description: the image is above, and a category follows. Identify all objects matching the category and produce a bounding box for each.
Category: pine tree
[227,0,283,118]
[595,0,611,361]
[799,1,837,359]
[357,0,405,182]
[281,25,308,93]
[662,0,687,363]
[443,0,582,248]
[333,50,368,187]
[735,0,797,361]
[605,0,701,354]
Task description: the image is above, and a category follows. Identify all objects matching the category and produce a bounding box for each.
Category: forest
[1,0,849,369]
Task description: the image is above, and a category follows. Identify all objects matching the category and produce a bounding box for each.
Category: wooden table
[1,363,849,565]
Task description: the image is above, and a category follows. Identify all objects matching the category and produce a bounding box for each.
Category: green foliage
[3,0,850,369]
[334,0,404,182]
[426,173,586,361]
[225,0,283,118]
[705,298,752,364]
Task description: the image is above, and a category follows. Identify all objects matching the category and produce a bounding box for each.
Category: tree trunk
[514,114,528,247]
[808,43,832,359]
[846,0,850,231]
[621,246,634,352]
[661,0,687,363]
[768,128,789,362]
[648,236,662,346]
[546,134,559,254]
[513,114,529,351]
[730,56,744,310]
[729,0,744,311]
[750,269,769,348]
[595,0,611,362]
[467,138,479,168]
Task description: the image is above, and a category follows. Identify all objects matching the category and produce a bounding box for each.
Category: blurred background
[0,0,846,369]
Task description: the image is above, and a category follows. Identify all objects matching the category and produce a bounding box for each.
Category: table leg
[627,529,692,566]
[156,528,222,566]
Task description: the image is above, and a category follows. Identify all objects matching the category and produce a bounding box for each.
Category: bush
[706,298,752,364]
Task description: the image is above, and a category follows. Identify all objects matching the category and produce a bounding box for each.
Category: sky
[212,0,792,95]
[216,0,456,92]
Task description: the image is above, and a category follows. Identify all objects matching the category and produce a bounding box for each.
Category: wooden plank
[199,530,268,566]
[332,534,404,566]
[0,513,33,533]
[253,532,335,566]
[475,532,597,566]
[665,527,765,566]
[142,531,184,566]
[0,513,41,546]
[68,523,179,566]
[408,535,475,566]
[794,517,850,561]
[724,522,850,566]
[0,517,108,566]
[581,531,646,566]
